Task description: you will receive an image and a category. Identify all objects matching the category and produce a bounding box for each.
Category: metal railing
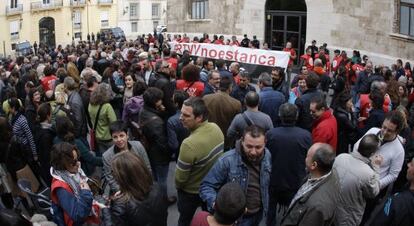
[11,33,19,40]
[98,0,113,5]
[101,21,109,27]
[70,0,86,7]
[31,0,63,11]
[6,4,23,16]
[73,23,82,29]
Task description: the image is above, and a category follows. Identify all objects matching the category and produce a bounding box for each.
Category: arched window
[190,0,208,19]
[399,0,414,36]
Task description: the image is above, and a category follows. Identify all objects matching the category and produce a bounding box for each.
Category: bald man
[281,143,339,226]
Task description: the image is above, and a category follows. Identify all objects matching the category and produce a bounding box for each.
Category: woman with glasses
[50,142,100,226]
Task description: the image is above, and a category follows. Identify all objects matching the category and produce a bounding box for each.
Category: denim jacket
[199,144,272,216]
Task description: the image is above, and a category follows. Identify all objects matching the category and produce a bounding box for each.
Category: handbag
[89,104,103,152]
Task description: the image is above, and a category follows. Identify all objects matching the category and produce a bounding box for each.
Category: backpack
[51,104,76,128]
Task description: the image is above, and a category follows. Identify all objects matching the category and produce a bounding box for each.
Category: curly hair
[182,64,200,82]
[89,83,112,105]
[50,142,80,171]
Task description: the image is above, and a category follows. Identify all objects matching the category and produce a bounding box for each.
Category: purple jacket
[122,96,144,122]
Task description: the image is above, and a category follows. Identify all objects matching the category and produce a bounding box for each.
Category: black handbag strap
[184,81,196,92]
[93,104,103,130]
[241,112,253,126]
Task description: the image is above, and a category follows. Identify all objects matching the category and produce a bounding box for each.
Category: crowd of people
[0,31,413,226]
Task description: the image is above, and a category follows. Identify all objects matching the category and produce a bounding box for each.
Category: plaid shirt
[289,171,332,209]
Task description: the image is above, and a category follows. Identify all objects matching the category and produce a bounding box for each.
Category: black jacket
[281,171,340,226]
[103,184,168,226]
[266,125,312,191]
[139,106,170,164]
[333,107,357,155]
[153,73,176,119]
[370,190,414,226]
[34,124,55,184]
[359,109,385,137]
[295,88,324,131]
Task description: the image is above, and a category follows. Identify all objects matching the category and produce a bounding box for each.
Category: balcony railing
[70,0,86,7]
[11,33,19,40]
[31,0,63,12]
[6,4,23,16]
[73,23,82,29]
[98,0,113,5]
[101,21,109,27]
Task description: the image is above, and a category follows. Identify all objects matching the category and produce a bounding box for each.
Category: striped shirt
[175,121,224,194]
[12,114,37,158]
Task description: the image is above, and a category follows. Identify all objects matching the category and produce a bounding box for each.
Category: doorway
[39,17,56,49]
[265,0,307,65]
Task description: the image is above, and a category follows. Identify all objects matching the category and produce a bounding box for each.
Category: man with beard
[230,71,256,107]
[271,67,289,102]
[200,125,272,226]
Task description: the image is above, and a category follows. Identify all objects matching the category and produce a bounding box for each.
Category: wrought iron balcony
[70,0,86,8]
[31,0,63,12]
[6,4,23,16]
[98,0,113,6]
[73,23,82,29]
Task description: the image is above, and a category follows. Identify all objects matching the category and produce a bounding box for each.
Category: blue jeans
[150,162,169,198]
[237,209,263,226]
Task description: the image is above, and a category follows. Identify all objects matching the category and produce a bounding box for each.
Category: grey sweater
[103,141,151,193]
[227,109,274,141]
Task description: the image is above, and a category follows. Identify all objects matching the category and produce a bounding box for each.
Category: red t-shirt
[230,41,240,46]
[41,75,58,92]
[190,211,210,226]
[300,54,314,71]
[166,57,178,70]
[176,80,205,97]
[332,56,343,72]
[283,48,296,67]
[214,40,224,45]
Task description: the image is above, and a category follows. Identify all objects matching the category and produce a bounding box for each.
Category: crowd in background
[0,31,413,226]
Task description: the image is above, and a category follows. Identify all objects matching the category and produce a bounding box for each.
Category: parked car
[100,27,126,41]
[156,25,167,34]
[15,41,33,56]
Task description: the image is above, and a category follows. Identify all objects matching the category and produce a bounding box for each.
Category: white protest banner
[169,42,290,69]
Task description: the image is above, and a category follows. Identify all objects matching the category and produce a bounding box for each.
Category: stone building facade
[167,0,414,65]
[0,0,118,57]
[117,0,167,38]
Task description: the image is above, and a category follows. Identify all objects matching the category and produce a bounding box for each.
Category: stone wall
[306,0,414,65]
[167,0,413,65]
[167,0,266,40]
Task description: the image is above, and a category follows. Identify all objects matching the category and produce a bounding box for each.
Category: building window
[131,22,138,32]
[101,11,109,27]
[152,3,160,18]
[190,0,208,19]
[153,21,159,31]
[43,0,50,4]
[75,32,82,39]
[400,0,414,36]
[10,21,19,40]
[73,11,81,29]
[10,0,18,8]
[130,3,138,17]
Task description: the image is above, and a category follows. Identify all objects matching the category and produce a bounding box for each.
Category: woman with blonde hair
[103,151,168,226]
[88,83,117,153]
